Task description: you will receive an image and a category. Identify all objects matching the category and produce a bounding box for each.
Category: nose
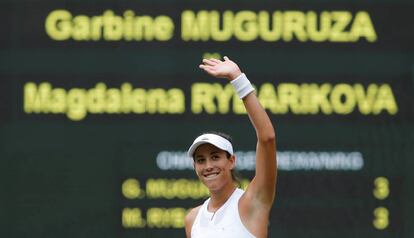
[205,158,214,171]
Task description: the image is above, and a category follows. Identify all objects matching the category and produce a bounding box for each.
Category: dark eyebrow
[195,155,205,159]
[194,151,220,159]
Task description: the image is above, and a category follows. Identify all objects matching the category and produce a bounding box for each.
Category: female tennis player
[185,56,277,238]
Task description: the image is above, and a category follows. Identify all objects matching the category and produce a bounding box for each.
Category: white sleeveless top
[191,188,256,238]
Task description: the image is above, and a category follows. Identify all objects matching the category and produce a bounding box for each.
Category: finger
[202,58,217,66]
[199,65,216,74]
[199,64,214,71]
[210,58,222,64]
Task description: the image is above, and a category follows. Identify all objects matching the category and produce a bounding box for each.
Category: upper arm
[250,138,277,205]
[184,206,201,238]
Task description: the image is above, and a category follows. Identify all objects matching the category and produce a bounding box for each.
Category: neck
[208,183,237,212]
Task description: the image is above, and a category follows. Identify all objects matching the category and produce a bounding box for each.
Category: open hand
[199,56,242,81]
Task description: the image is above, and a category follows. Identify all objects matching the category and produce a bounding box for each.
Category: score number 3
[373,207,389,230]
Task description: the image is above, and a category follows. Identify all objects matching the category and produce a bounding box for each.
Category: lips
[203,172,220,179]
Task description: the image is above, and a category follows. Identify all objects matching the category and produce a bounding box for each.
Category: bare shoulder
[184,205,202,238]
[185,205,201,224]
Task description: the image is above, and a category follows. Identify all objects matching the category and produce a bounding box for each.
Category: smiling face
[193,143,235,192]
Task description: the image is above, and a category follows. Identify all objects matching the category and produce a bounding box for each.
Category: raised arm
[199,56,277,224]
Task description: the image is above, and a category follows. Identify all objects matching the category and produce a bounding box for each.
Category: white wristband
[230,73,255,99]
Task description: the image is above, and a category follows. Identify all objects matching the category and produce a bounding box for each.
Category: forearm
[242,92,275,142]
[229,73,275,142]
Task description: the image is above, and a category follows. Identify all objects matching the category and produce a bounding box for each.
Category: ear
[228,155,236,170]
[193,161,198,175]
[193,160,200,176]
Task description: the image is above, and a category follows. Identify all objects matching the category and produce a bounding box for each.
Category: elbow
[258,131,276,143]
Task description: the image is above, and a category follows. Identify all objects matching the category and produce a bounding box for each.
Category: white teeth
[205,173,219,178]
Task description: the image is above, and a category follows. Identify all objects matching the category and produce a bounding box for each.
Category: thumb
[223,56,230,61]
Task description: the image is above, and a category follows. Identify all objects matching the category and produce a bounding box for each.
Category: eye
[212,155,220,160]
[196,158,205,164]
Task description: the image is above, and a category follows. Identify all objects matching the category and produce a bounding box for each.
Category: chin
[200,179,220,191]
[203,180,229,193]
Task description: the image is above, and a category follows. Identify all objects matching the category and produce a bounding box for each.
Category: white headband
[187,133,234,158]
